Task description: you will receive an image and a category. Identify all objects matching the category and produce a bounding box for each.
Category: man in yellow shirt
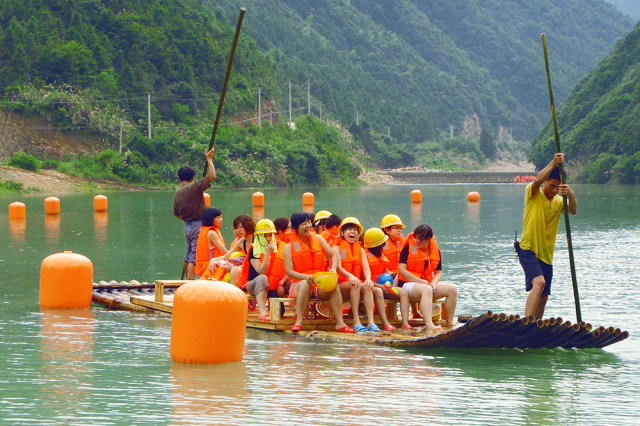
[517,153,577,319]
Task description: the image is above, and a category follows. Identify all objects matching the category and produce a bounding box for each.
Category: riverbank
[0,166,149,194]
[1,159,537,193]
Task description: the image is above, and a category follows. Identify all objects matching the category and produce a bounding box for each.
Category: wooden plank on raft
[130,295,174,313]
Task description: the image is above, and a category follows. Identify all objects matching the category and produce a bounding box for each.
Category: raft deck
[92,280,629,349]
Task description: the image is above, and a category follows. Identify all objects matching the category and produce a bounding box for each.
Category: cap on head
[339,217,363,237]
[314,210,332,222]
[255,219,276,235]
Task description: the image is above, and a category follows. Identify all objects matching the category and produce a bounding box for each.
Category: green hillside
[207,0,633,143]
[605,0,640,21]
[530,21,640,184]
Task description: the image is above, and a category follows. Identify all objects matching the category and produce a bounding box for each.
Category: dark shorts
[518,245,553,295]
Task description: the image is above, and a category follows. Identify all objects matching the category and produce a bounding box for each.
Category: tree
[479,128,496,160]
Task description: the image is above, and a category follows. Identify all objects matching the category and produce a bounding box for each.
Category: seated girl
[398,224,458,330]
[220,214,255,287]
[333,218,395,332]
[238,219,288,321]
[363,227,411,329]
[195,207,227,278]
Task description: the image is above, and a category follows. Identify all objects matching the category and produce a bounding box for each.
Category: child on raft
[221,214,255,287]
[380,214,421,319]
[333,218,397,332]
[363,227,412,329]
[194,207,228,278]
[313,210,331,234]
[320,214,341,247]
[238,219,288,321]
[284,212,355,333]
[397,224,458,330]
[273,216,292,245]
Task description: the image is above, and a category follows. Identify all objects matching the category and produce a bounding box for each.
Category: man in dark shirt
[173,148,216,279]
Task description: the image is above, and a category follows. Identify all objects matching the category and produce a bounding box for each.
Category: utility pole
[387,126,390,139]
[356,111,359,126]
[509,127,513,143]
[148,94,151,139]
[288,81,292,125]
[258,88,261,127]
[319,102,322,120]
[450,124,454,139]
[119,122,123,154]
[307,81,310,116]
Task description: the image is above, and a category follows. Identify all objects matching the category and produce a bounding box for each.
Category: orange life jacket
[195,226,226,277]
[364,249,390,282]
[288,232,327,282]
[334,237,363,283]
[400,233,441,283]
[237,242,287,290]
[382,235,405,273]
[320,230,337,247]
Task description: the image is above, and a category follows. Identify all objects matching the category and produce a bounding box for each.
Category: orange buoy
[170,280,247,364]
[467,191,481,202]
[203,192,211,208]
[93,195,108,212]
[302,192,314,206]
[252,192,265,207]
[9,202,26,219]
[44,197,60,215]
[411,189,422,203]
[40,251,93,309]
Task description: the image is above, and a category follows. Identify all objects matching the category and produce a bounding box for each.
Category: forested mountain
[207,0,634,143]
[605,0,640,21]
[530,21,640,184]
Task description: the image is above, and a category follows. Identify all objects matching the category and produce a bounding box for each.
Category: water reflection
[170,361,249,424]
[252,207,265,221]
[38,309,94,418]
[411,202,422,224]
[9,218,26,243]
[466,201,480,224]
[302,205,314,214]
[44,214,60,244]
[94,212,108,243]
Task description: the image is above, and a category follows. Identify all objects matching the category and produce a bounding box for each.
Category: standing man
[517,152,577,319]
[174,148,216,280]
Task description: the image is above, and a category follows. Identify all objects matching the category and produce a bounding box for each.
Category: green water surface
[1,184,638,425]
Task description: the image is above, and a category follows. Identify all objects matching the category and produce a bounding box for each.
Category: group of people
[174,150,577,333]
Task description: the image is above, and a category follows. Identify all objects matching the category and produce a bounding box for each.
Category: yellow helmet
[313,271,338,292]
[363,227,388,248]
[339,217,363,237]
[314,210,332,222]
[380,214,405,229]
[255,219,276,235]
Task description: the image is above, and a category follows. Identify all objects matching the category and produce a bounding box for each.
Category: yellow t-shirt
[519,182,564,265]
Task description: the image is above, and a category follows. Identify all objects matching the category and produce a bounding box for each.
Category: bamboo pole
[541,33,582,323]
[203,7,246,176]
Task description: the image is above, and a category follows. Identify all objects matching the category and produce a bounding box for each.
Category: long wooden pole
[541,33,582,323]
[203,7,246,176]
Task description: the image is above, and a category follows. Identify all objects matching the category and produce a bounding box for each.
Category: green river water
[1,184,639,425]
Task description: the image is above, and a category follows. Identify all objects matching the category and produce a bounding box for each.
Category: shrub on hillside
[8,152,40,172]
[41,159,60,170]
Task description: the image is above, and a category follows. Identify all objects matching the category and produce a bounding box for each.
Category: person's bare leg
[372,287,391,328]
[327,287,348,329]
[293,281,311,327]
[434,282,458,327]
[398,288,410,327]
[186,263,195,280]
[350,284,362,327]
[536,294,549,320]
[257,288,268,316]
[525,275,545,319]
[362,286,376,328]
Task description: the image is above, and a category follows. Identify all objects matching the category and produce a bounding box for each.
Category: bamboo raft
[92,281,629,349]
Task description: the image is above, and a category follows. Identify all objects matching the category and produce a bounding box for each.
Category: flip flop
[290,324,302,332]
[258,314,271,321]
[353,324,367,333]
[383,324,396,331]
[335,326,356,333]
[402,324,413,329]
[367,324,381,332]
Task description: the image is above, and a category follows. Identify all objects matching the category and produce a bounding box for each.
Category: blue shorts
[183,220,202,264]
[517,245,553,295]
